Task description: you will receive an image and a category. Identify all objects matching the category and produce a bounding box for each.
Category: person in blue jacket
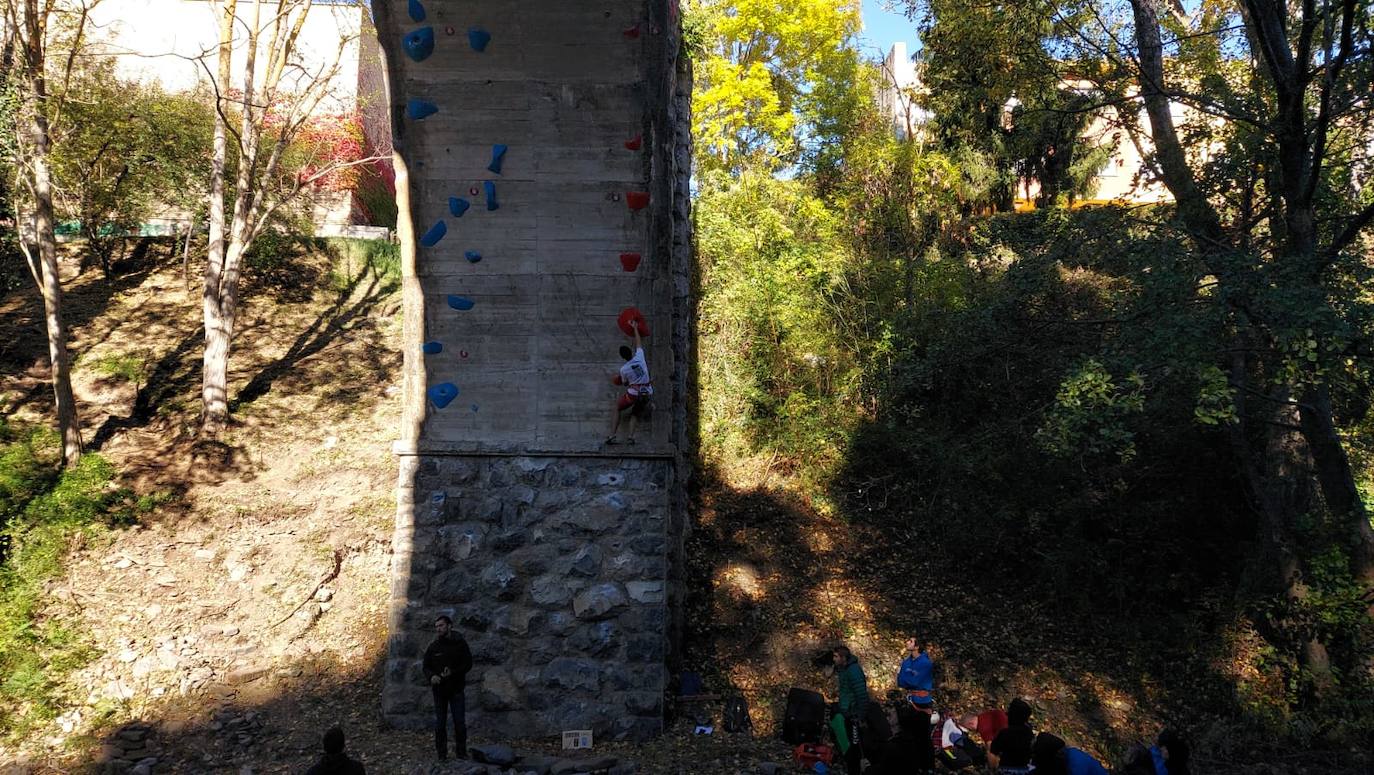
[897,636,934,707]
[1031,731,1109,775]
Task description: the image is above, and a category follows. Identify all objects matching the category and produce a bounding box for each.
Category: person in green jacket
[832,644,872,773]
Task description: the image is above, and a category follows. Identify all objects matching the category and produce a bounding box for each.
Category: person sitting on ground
[987,698,1035,773]
[960,709,1008,749]
[935,713,986,769]
[897,637,935,708]
[872,702,934,774]
[606,319,652,445]
[304,726,366,775]
[1030,731,1109,775]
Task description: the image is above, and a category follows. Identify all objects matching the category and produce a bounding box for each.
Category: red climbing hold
[620,252,642,272]
[626,191,650,211]
[624,135,643,151]
[623,24,641,39]
[618,307,651,337]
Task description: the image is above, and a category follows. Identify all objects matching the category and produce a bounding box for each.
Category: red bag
[793,742,834,768]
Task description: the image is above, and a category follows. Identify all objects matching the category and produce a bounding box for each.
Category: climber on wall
[607,317,652,445]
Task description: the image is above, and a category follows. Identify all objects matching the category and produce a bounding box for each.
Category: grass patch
[326,237,400,292]
[85,351,149,384]
[0,417,164,742]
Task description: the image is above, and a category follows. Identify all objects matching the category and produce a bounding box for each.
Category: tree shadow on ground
[229,253,399,416]
[27,463,1354,775]
[0,239,177,373]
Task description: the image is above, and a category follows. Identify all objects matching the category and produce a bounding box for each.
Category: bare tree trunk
[28,107,84,466]
[201,0,238,434]
[13,0,82,465]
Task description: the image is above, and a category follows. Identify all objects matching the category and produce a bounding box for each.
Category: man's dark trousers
[433,685,466,759]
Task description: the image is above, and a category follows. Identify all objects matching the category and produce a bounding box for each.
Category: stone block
[469,634,508,665]
[488,461,512,487]
[471,743,518,766]
[431,567,478,603]
[492,606,538,636]
[438,523,489,561]
[543,611,578,636]
[533,488,571,514]
[569,621,619,657]
[512,666,542,687]
[509,485,537,506]
[572,583,626,620]
[541,658,601,692]
[568,545,602,577]
[605,552,647,581]
[507,545,554,575]
[529,575,574,607]
[438,457,478,483]
[478,671,521,712]
[625,581,664,604]
[489,529,527,553]
[514,457,551,479]
[628,535,665,555]
[554,464,584,487]
[518,754,560,775]
[479,562,520,601]
[458,610,491,632]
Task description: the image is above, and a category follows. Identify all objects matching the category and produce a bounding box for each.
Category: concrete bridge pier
[372,0,692,741]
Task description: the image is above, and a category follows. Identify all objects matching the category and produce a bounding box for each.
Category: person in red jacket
[423,615,473,760]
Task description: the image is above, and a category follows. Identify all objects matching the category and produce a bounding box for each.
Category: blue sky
[858,0,919,62]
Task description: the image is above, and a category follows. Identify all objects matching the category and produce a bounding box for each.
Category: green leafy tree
[696,170,867,472]
[49,64,213,277]
[689,0,863,174]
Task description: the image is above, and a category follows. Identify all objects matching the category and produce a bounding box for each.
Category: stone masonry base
[383,454,671,741]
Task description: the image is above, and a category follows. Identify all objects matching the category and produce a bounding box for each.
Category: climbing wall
[373,0,692,741]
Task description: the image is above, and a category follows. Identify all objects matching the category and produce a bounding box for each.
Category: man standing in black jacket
[423,615,473,760]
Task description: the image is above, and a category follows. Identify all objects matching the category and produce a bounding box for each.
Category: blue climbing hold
[419,220,447,247]
[407,0,425,22]
[406,98,438,121]
[468,27,491,52]
[471,404,479,412]
[447,295,475,311]
[464,250,482,263]
[487,144,508,174]
[428,382,458,409]
[484,180,499,211]
[449,197,470,217]
[422,341,443,354]
[403,27,435,62]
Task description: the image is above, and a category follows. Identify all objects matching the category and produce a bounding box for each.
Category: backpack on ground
[782,687,826,744]
[722,695,753,733]
[793,742,835,768]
